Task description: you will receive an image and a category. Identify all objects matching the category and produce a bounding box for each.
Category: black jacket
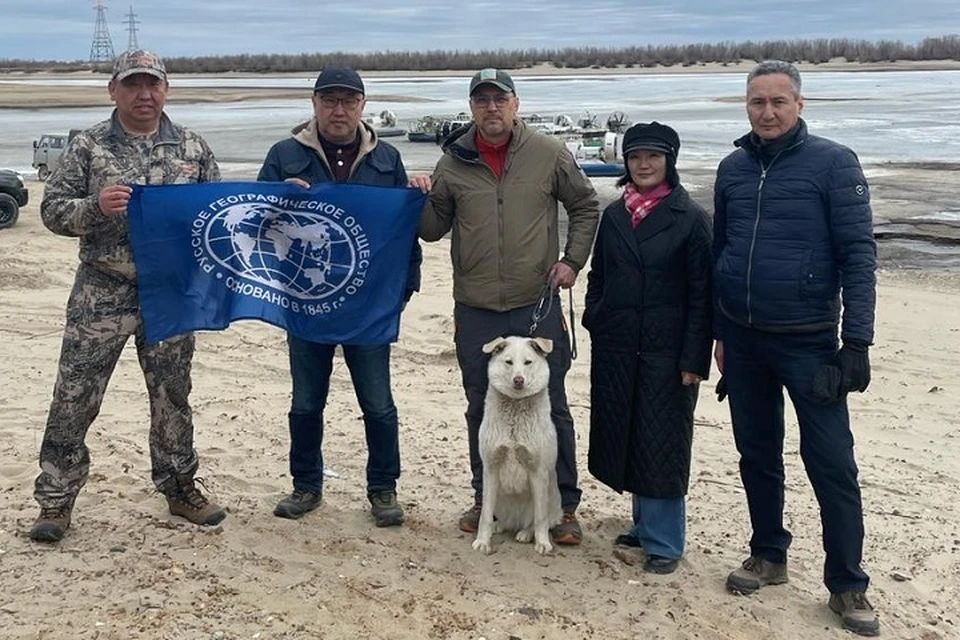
[583,186,713,497]
[713,119,876,344]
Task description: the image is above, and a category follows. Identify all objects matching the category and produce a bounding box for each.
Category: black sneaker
[30,503,74,542]
[369,490,404,527]
[644,555,680,574]
[274,488,322,519]
[614,533,642,548]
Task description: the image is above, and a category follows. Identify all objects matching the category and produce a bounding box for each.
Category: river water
[2,70,959,174]
[3,70,960,267]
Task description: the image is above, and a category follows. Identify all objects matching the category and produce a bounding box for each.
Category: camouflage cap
[112,49,167,82]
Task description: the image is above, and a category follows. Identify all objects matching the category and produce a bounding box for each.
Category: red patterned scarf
[623,181,672,228]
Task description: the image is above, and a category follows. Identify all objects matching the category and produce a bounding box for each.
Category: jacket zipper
[497,161,507,310]
[450,138,512,310]
[744,139,804,324]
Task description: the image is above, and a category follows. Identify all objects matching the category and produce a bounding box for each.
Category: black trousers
[722,318,870,593]
[453,297,581,512]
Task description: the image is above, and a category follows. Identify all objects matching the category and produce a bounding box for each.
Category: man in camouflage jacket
[30,49,226,543]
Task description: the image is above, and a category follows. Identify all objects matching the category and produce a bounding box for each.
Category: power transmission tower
[89,0,116,62]
[125,5,140,51]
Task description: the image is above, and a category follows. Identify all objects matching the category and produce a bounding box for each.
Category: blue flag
[127,181,425,345]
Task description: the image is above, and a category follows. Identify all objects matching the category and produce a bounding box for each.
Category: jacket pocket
[279,157,311,180]
[799,249,838,300]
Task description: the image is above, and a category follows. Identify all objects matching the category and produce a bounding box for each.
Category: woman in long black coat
[582,122,713,574]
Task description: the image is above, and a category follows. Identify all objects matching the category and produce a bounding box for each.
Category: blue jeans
[629,494,686,560]
[287,334,400,494]
[722,319,870,594]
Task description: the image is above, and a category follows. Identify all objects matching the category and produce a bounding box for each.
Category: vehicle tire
[0,193,19,229]
[37,165,50,181]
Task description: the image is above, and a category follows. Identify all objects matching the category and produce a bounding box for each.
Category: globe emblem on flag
[204,203,357,300]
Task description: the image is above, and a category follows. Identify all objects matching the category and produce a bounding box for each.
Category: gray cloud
[1,0,955,61]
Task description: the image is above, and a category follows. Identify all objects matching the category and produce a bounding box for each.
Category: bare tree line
[1,35,958,73]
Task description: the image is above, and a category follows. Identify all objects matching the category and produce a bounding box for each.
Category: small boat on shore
[435,113,473,144]
[578,161,626,178]
[407,115,440,143]
[407,113,473,144]
[366,110,405,138]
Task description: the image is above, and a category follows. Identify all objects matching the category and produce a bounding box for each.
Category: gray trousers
[454,297,582,512]
[34,265,199,508]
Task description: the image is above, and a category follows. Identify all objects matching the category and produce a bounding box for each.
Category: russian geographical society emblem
[191,193,372,316]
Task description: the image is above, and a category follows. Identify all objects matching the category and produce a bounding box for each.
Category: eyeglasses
[471,94,513,108]
[317,95,362,109]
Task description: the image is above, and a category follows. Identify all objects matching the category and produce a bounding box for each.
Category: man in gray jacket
[413,69,599,543]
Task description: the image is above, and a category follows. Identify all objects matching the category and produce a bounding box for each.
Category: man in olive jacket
[414,69,599,543]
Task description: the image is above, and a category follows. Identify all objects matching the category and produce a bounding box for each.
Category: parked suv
[32,129,81,181]
[0,169,29,229]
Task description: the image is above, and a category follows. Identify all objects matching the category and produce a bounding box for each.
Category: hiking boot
[273,488,322,519]
[369,490,405,527]
[458,502,483,533]
[829,592,881,637]
[165,478,226,526]
[551,512,583,546]
[30,504,73,542]
[726,556,789,594]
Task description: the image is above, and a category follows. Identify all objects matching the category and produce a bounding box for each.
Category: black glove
[838,340,871,393]
[715,376,727,402]
[812,363,844,404]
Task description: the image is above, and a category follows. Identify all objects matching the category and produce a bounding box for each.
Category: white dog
[472,336,563,555]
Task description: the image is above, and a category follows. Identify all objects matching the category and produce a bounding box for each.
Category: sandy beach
[0,174,958,640]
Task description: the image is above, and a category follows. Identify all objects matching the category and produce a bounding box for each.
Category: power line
[125,5,140,51]
[89,0,116,62]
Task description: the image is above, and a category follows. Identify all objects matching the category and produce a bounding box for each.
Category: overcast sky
[2,0,957,61]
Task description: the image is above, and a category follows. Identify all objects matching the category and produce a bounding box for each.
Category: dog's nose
[513,375,525,390]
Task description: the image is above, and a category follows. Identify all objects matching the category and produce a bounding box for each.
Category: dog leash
[529,284,578,361]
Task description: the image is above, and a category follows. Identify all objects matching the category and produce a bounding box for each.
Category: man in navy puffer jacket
[258,65,421,529]
[713,60,879,637]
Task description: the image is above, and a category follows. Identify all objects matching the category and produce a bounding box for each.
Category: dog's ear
[482,337,509,355]
[530,337,553,356]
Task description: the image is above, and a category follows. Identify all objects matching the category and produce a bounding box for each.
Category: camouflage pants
[34,265,199,508]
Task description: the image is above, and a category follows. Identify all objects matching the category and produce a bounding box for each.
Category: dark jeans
[722,318,869,593]
[454,297,582,513]
[287,334,400,494]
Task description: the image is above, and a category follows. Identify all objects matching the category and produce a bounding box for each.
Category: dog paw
[516,529,533,543]
[534,540,553,555]
[471,539,493,554]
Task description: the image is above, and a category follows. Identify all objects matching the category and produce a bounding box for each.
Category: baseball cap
[313,64,365,95]
[469,68,516,96]
[112,49,166,82]
[621,121,680,158]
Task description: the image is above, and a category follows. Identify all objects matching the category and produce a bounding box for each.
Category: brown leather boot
[458,502,482,533]
[30,503,74,542]
[165,478,226,526]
